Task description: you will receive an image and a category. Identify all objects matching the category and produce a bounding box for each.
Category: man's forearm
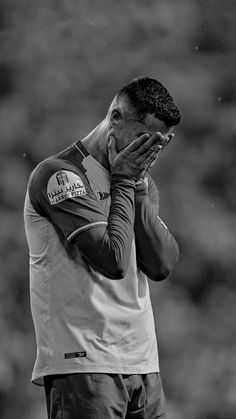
[134,184,179,281]
[74,175,136,279]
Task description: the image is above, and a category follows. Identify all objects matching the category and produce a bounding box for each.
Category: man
[24,77,181,418]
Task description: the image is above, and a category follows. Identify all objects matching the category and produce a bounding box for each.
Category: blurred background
[0,0,236,418]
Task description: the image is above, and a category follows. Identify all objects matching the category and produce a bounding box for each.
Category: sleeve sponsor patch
[47,170,86,205]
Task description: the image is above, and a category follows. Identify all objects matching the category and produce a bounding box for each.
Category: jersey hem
[32,364,160,386]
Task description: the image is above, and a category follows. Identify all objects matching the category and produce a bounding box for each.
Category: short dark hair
[117,77,181,127]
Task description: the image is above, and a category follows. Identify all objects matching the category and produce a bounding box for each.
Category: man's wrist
[135,176,149,193]
[135,176,148,186]
[111,174,136,190]
[135,178,145,186]
[111,173,135,182]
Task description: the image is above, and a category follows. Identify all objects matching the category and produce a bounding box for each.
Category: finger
[158,133,174,149]
[136,143,162,164]
[143,148,162,170]
[146,148,163,170]
[126,133,151,153]
[148,146,163,165]
[132,132,163,157]
[138,148,160,169]
[164,133,174,146]
[107,136,118,162]
[144,137,171,170]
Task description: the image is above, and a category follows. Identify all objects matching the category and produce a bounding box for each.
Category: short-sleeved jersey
[24,141,159,385]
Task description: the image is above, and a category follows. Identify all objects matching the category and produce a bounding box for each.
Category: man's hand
[108,133,164,181]
[145,132,174,171]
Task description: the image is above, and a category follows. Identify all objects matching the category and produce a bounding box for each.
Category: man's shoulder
[27,153,90,211]
[29,155,87,190]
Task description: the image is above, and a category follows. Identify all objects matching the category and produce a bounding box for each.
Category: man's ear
[110,108,122,127]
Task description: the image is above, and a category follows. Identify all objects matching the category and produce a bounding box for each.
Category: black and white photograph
[0,1,235,418]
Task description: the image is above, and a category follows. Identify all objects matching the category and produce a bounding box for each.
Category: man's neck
[81,119,110,171]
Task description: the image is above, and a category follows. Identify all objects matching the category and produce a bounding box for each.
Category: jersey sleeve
[134,174,179,281]
[28,158,136,279]
[28,159,108,242]
[135,174,160,211]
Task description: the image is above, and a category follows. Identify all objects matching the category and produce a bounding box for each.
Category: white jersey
[24,141,159,385]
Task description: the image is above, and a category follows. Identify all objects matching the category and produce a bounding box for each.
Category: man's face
[113,112,174,153]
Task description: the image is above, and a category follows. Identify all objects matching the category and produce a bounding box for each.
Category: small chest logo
[64,351,87,359]
[97,192,110,200]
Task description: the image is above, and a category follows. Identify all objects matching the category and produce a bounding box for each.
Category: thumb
[107,136,118,164]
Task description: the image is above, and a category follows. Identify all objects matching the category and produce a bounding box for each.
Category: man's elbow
[148,267,172,282]
[103,261,128,280]
[149,264,173,282]
[150,246,180,282]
